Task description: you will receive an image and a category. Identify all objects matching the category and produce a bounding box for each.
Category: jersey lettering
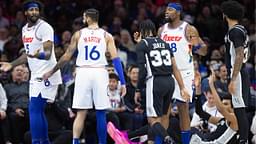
[84,45,100,60]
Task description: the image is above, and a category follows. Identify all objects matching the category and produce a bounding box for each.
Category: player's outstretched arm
[171,57,190,101]
[209,70,237,127]
[186,25,207,56]
[43,31,80,80]
[106,33,126,96]
[0,54,27,72]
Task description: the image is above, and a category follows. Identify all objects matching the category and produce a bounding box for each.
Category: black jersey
[224,24,250,75]
[136,37,174,89]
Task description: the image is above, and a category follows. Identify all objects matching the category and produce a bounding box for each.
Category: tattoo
[186,25,207,56]
[42,41,53,60]
[11,54,27,67]
[231,46,244,81]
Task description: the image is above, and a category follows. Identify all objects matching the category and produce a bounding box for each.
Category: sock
[155,135,163,144]
[29,94,48,140]
[96,110,107,144]
[128,125,149,139]
[234,108,249,142]
[151,122,169,143]
[72,138,80,144]
[181,130,191,144]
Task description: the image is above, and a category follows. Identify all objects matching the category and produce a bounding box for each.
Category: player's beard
[28,15,39,24]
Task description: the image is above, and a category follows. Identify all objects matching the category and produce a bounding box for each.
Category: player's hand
[180,88,190,102]
[0,62,12,72]
[208,68,216,86]
[134,91,141,105]
[43,70,54,80]
[228,80,236,95]
[120,85,127,97]
[133,32,141,43]
[27,49,40,58]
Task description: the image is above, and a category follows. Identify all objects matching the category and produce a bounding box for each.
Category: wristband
[112,57,126,85]
[192,44,202,53]
[38,52,46,59]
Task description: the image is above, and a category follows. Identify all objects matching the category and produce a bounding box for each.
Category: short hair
[221,1,244,20]
[139,19,156,39]
[23,0,42,11]
[85,8,99,22]
[109,73,119,81]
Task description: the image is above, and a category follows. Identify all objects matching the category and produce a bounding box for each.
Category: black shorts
[146,75,175,117]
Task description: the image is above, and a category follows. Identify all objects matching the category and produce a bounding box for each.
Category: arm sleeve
[195,94,211,121]
[229,28,246,49]
[0,83,7,111]
[37,23,54,42]
[136,41,147,90]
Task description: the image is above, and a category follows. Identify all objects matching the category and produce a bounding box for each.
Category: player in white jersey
[43,8,126,144]
[158,3,207,144]
[0,1,62,144]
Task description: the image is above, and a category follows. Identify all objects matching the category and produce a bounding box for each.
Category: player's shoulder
[37,19,53,30]
[229,25,247,35]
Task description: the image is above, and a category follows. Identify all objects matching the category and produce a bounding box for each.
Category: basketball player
[158,3,208,144]
[43,8,126,144]
[0,1,62,143]
[134,19,189,144]
[221,1,250,143]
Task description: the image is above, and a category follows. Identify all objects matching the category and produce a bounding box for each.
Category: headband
[167,3,182,12]
[24,2,40,10]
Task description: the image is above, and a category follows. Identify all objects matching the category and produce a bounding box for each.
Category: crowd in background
[0,0,255,144]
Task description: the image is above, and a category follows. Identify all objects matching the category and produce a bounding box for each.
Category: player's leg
[93,68,110,144]
[72,110,87,144]
[72,68,93,144]
[232,73,248,143]
[172,74,193,144]
[29,93,48,144]
[177,102,191,144]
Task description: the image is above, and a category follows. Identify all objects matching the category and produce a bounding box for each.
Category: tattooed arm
[231,47,244,81]
[186,25,207,56]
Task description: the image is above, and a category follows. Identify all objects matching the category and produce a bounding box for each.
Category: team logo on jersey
[161,34,182,42]
[22,36,34,43]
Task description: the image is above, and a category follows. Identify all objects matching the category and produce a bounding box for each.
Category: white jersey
[22,19,62,85]
[160,21,193,71]
[76,28,108,67]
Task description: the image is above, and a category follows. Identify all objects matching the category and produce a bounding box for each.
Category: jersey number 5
[150,50,172,67]
[84,45,100,60]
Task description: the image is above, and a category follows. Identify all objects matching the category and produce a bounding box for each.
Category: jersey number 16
[84,45,100,60]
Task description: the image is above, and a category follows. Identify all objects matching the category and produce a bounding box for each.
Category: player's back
[141,37,173,77]
[160,21,193,71]
[76,28,108,67]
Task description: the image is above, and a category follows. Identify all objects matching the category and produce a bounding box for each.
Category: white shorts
[231,72,245,108]
[172,70,194,102]
[72,67,111,110]
[29,81,59,101]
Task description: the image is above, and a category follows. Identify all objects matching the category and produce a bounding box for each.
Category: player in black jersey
[221,1,250,143]
[134,19,190,143]
[190,71,238,144]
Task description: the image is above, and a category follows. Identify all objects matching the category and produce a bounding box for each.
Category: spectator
[0,83,11,144]
[4,65,29,143]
